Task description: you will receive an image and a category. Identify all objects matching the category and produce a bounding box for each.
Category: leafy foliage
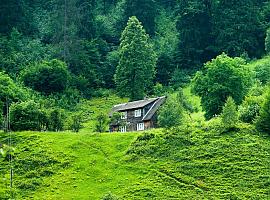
[214,0,265,58]
[69,113,84,132]
[21,59,70,94]
[115,16,157,100]
[221,97,238,130]
[192,53,251,119]
[158,96,184,128]
[95,112,109,133]
[10,100,47,131]
[239,95,264,123]
[48,108,66,132]
[0,71,27,103]
[253,58,270,84]
[256,90,270,133]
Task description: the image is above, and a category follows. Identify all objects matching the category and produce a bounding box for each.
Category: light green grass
[1,125,269,199]
[75,95,128,132]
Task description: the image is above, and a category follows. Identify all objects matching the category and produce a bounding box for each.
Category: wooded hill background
[1,0,269,95]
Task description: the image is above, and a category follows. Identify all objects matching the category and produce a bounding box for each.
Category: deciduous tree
[192,53,251,119]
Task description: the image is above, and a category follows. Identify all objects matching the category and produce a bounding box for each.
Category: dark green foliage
[77,0,97,39]
[0,0,37,35]
[115,16,157,100]
[221,97,238,130]
[256,91,270,133]
[21,59,70,94]
[214,0,265,58]
[265,28,270,54]
[154,11,178,85]
[175,0,215,69]
[48,108,66,132]
[0,29,55,76]
[156,54,175,85]
[10,100,47,131]
[192,53,251,119]
[95,112,109,133]
[122,0,157,36]
[169,69,190,90]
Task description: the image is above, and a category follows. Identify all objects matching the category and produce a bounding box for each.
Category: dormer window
[134,109,141,117]
[121,111,127,119]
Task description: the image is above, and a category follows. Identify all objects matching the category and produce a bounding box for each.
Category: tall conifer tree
[115,16,157,101]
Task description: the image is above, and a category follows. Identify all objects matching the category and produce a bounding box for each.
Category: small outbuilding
[109,96,166,132]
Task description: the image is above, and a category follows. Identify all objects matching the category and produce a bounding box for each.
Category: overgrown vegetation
[1,0,270,199]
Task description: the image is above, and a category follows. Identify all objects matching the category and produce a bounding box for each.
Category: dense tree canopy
[21,59,70,94]
[0,0,270,131]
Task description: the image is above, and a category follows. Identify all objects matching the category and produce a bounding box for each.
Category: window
[121,111,127,119]
[137,123,144,131]
[134,109,141,117]
[119,126,126,133]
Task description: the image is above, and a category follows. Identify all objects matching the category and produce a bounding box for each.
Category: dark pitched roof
[142,96,166,121]
[110,97,158,113]
[109,96,166,118]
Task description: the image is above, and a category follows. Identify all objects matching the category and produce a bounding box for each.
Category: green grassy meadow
[0,124,270,199]
[0,93,270,199]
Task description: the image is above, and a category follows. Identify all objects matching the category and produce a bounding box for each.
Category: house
[109,96,166,132]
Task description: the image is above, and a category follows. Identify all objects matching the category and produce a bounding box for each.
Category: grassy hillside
[0,124,269,199]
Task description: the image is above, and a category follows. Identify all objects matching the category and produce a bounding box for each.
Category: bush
[69,113,83,132]
[48,108,66,132]
[153,83,167,97]
[239,95,264,123]
[21,59,70,94]
[95,113,109,133]
[158,96,184,129]
[10,100,47,131]
[221,97,239,130]
[255,91,270,133]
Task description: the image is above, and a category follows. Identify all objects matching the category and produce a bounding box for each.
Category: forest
[0,0,270,199]
[0,0,270,130]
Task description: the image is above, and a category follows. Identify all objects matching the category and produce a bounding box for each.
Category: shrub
[21,59,70,94]
[10,100,47,131]
[255,91,270,133]
[95,113,109,133]
[158,96,184,129]
[221,97,238,130]
[239,95,264,123]
[69,113,83,132]
[153,83,166,97]
[48,108,66,132]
